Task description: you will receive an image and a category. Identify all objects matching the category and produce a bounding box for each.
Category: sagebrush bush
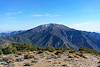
[2,45,17,54]
[79,48,100,55]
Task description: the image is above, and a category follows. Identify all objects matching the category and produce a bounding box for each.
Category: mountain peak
[0,23,100,51]
[40,23,56,28]
[41,23,65,27]
[38,23,72,30]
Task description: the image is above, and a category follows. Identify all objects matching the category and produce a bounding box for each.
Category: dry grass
[0,50,99,67]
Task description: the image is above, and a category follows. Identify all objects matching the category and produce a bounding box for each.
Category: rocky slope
[0,50,100,67]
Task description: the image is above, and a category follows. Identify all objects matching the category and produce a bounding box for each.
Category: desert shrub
[24,54,34,59]
[2,45,17,54]
[54,50,63,55]
[79,48,95,53]
[3,57,16,63]
[36,50,43,54]
[36,47,55,52]
[68,49,75,53]
[0,43,38,55]
[44,44,56,52]
[12,43,37,51]
[31,60,38,64]
[45,47,55,52]
[0,49,3,55]
[79,48,100,55]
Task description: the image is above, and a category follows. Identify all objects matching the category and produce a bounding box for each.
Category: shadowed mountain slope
[0,24,100,51]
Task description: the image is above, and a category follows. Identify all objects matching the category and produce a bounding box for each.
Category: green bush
[1,43,38,55]
[79,48,100,55]
[2,45,17,54]
[0,49,3,55]
[12,43,37,51]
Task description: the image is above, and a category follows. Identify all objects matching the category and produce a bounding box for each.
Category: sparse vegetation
[0,49,3,55]
[79,48,100,56]
[0,46,99,67]
[24,54,34,59]
[12,43,38,51]
[2,45,17,54]
[0,43,39,55]
[0,43,100,56]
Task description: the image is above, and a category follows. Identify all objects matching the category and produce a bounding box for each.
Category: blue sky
[0,0,100,32]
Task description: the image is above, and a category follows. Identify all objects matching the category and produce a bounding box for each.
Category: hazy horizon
[0,0,100,33]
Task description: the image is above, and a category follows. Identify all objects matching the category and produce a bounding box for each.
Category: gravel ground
[0,51,100,67]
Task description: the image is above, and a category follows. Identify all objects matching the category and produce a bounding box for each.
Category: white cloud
[68,22,100,33]
[32,14,49,17]
[5,11,22,16]
[32,14,60,17]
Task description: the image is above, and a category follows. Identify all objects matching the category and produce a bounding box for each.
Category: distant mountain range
[0,24,100,51]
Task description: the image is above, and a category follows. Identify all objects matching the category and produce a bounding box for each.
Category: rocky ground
[0,50,100,67]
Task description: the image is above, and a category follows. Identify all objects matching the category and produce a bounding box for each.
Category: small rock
[24,63,31,66]
[62,64,69,67]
